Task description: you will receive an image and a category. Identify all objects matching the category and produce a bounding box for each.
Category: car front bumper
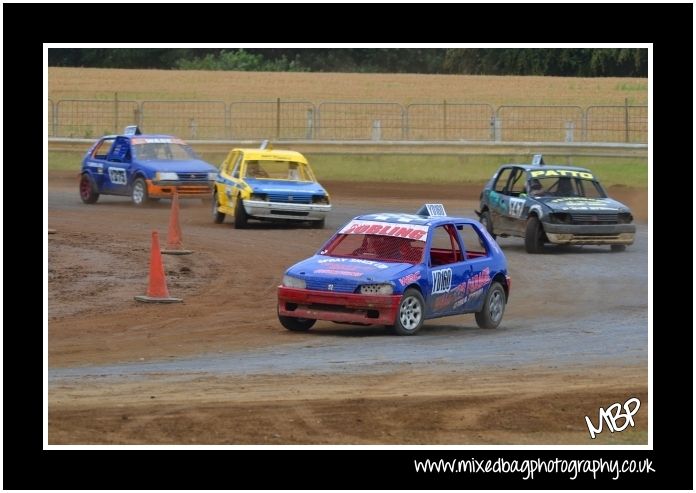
[278,286,401,325]
[147,180,215,198]
[244,200,331,221]
[542,222,636,245]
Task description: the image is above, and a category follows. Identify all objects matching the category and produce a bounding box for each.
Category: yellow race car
[212,145,331,229]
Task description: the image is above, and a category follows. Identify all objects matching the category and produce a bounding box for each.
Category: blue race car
[79,126,217,206]
[278,204,510,335]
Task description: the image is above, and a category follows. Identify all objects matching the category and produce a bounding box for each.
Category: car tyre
[611,244,626,252]
[475,282,506,329]
[524,216,545,253]
[311,218,325,229]
[278,312,316,332]
[393,288,425,336]
[234,197,248,229]
[480,210,496,240]
[212,191,225,224]
[79,174,99,204]
[131,177,149,206]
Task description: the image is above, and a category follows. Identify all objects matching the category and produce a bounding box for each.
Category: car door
[218,150,244,212]
[426,223,472,317]
[504,167,529,235]
[487,167,513,233]
[87,137,116,193]
[103,136,132,195]
[455,222,494,313]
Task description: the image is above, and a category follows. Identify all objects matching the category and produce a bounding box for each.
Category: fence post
[564,121,575,142]
[624,97,629,143]
[114,92,119,134]
[372,120,382,141]
[306,108,314,139]
[276,97,281,140]
[443,99,447,140]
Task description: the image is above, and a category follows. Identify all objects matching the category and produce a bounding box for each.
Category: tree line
[49,48,647,77]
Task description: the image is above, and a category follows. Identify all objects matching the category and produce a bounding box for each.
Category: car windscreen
[133,142,198,161]
[244,160,315,181]
[529,177,606,198]
[321,234,425,264]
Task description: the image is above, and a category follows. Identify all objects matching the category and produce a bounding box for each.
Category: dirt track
[47,171,649,444]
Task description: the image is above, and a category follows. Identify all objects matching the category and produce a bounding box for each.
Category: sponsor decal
[530,169,594,179]
[399,272,421,287]
[108,167,127,185]
[313,268,363,277]
[340,220,428,241]
[432,267,491,311]
[131,138,174,144]
[431,268,453,294]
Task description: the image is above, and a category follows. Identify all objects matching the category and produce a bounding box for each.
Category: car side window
[508,169,526,196]
[231,153,243,178]
[458,224,488,258]
[493,168,512,193]
[92,138,115,160]
[429,224,464,266]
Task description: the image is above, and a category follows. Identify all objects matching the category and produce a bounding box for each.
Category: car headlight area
[359,283,394,295]
[282,275,306,289]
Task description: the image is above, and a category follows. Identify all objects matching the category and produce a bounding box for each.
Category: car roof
[502,164,593,173]
[234,149,308,162]
[354,212,479,228]
[102,134,186,141]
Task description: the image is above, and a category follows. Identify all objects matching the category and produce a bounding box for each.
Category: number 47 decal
[508,198,525,218]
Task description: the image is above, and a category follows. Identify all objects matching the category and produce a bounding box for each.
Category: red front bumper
[277,286,401,326]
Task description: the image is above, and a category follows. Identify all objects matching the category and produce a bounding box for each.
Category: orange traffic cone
[162,190,193,255]
[135,231,183,303]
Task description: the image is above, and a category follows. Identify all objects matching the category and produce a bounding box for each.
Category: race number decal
[425,203,447,216]
[431,268,453,294]
[108,167,127,185]
[508,197,525,218]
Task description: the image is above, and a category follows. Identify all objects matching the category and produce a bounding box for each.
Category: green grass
[49,151,648,188]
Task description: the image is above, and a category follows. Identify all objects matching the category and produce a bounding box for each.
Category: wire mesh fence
[141,100,227,139]
[316,102,405,140]
[229,100,315,139]
[55,99,140,138]
[48,98,648,144]
[48,99,54,136]
[406,103,494,140]
[496,106,585,142]
[585,105,648,143]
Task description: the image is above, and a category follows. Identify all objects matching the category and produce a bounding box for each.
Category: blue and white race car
[278,205,510,335]
[79,126,217,206]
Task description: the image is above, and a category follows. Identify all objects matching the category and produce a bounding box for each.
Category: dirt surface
[47,171,649,444]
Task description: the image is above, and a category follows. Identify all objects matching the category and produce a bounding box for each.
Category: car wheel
[480,210,496,240]
[212,191,225,224]
[611,244,626,252]
[475,282,506,329]
[311,218,325,229]
[131,177,149,206]
[278,312,316,332]
[393,288,425,336]
[524,216,545,253]
[79,174,99,204]
[233,197,248,229]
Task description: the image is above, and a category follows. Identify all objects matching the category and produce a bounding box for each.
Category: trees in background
[48,48,647,77]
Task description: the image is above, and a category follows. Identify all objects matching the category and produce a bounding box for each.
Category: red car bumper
[278,286,401,326]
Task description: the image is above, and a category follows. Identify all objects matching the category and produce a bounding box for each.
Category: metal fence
[407,103,494,141]
[48,99,54,136]
[48,98,648,144]
[586,105,648,143]
[229,100,315,139]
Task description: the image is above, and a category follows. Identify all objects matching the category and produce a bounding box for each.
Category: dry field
[48,67,648,106]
